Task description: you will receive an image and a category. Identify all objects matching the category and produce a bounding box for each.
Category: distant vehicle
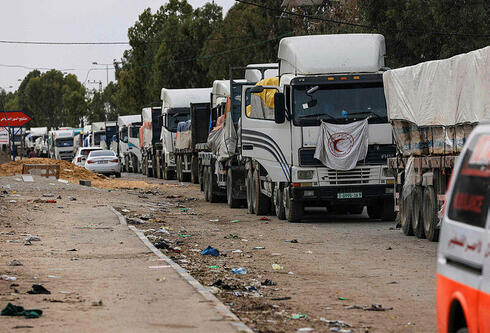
[116,115,141,173]
[84,149,121,177]
[91,122,106,147]
[48,129,74,161]
[103,121,118,149]
[72,146,103,167]
[436,123,489,333]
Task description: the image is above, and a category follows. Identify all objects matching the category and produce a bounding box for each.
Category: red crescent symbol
[333,138,344,152]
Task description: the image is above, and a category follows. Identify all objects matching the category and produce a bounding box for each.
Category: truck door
[241,85,291,182]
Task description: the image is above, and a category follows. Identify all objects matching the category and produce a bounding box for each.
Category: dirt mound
[0,158,159,190]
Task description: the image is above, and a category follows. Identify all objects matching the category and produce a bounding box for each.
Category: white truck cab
[117,115,142,171]
[242,34,396,221]
[91,122,106,147]
[49,129,74,160]
[437,123,489,333]
[160,88,212,177]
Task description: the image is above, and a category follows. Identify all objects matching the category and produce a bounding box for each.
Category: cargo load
[384,46,489,156]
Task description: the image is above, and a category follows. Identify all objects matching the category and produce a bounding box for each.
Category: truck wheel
[412,186,425,238]
[132,156,139,173]
[176,155,183,182]
[199,166,204,192]
[152,156,157,178]
[227,168,241,208]
[203,166,210,201]
[422,186,439,242]
[191,155,199,184]
[283,187,303,222]
[400,191,413,236]
[246,168,255,214]
[207,166,219,203]
[254,168,270,215]
[274,186,286,220]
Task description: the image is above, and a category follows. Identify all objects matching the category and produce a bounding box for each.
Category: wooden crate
[22,164,60,179]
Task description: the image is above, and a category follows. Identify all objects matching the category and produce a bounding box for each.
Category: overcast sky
[0,0,234,93]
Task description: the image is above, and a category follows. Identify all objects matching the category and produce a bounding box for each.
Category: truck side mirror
[274,93,286,124]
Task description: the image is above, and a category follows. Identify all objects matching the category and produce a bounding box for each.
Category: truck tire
[422,186,439,242]
[199,166,204,192]
[203,166,210,201]
[176,155,183,182]
[227,168,241,208]
[246,168,254,214]
[152,156,157,178]
[254,168,270,215]
[400,190,413,236]
[207,165,219,203]
[283,187,303,222]
[274,186,286,220]
[191,155,199,184]
[412,186,425,238]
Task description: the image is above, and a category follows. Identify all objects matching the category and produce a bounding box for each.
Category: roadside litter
[231,268,247,275]
[153,241,170,249]
[224,234,239,239]
[346,304,393,311]
[27,285,51,295]
[285,239,298,243]
[201,246,220,256]
[1,303,42,318]
[25,236,41,242]
[1,275,17,281]
[271,296,291,301]
[297,328,314,332]
[261,279,276,286]
[231,220,239,223]
[258,217,270,221]
[272,264,283,271]
[290,313,307,319]
[8,260,23,266]
[254,246,265,250]
[231,249,243,253]
[42,194,54,197]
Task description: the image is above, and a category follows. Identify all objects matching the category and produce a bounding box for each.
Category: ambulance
[437,123,490,333]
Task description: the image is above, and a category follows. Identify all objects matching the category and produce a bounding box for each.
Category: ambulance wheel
[284,187,303,222]
[246,168,254,214]
[227,168,240,208]
[400,191,413,236]
[253,168,270,215]
[423,186,439,242]
[274,186,286,220]
[412,186,425,238]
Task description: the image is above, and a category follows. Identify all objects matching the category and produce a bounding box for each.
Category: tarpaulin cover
[247,77,279,118]
[175,120,192,150]
[314,119,369,170]
[207,96,237,161]
[384,46,490,126]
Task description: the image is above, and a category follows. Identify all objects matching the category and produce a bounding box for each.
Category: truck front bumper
[291,184,394,205]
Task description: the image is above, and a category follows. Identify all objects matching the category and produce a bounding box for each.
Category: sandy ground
[0,172,438,332]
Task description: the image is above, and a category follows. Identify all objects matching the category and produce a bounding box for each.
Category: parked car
[437,123,489,333]
[84,150,121,177]
[72,146,103,167]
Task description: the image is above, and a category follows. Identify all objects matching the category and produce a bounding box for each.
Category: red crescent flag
[0,111,32,127]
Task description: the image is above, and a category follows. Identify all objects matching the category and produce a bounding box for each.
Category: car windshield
[55,138,73,147]
[167,109,190,132]
[89,150,114,157]
[81,149,101,156]
[293,82,387,125]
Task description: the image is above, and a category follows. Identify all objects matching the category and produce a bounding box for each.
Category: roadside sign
[0,111,32,127]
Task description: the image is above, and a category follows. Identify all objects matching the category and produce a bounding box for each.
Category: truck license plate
[337,192,362,199]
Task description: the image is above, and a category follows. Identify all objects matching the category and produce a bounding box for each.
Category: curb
[110,206,252,333]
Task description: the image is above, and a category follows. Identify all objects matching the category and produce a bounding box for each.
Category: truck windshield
[55,138,73,147]
[129,126,140,138]
[166,108,190,132]
[94,132,104,145]
[120,128,128,142]
[292,82,387,126]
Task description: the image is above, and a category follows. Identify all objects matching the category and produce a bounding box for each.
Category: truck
[48,129,75,160]
[385,46,489,241]
[140,105,162,177]
[27,127,48,157]
[117,115,142,172]
[199,63,278,205]
[170,88,215,183]
[103,121,118,150]
[91,122,105,147]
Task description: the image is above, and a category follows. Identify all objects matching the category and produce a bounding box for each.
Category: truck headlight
[297,170,314,180]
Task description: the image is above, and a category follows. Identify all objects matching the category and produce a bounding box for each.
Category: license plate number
[337,192,362,199]
[98,161,108,164]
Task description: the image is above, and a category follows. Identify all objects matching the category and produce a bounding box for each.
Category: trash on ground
[285,239,298,243]
[231,267,247,275]
[224,234,239,239]
[209,219,219,222]
[156,228,169,234]
[272,264,283,270]
[261,279,276,286]
[290,313,307,319]
[178,234,192,238]
[42,193,54,197]
[91,300,103,307]
[271,296,291,301]
[338,297,347,300]
[21,175,34,182]
[27,284,51,295]
[363,304,393,311]
[297,328,314,332]
[25,236,41,242]
[1,275,17,281]
[201,246,220,256]
[57,179,69,184]
[8,260,23,266]
[231,220,239,223]
[231,249,243,253]
[47,275,60,279]
[253,246,265,250]
[153,241,169,249]
[1,303,42,318]
[207,265,220,269]
[258,217,270,221]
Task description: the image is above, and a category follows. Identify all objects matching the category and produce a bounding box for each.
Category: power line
[234,0,490,38]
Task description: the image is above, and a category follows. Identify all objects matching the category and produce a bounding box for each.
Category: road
[0,172,437,332]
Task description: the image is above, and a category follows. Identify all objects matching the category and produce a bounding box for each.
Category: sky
[0,0,234,93]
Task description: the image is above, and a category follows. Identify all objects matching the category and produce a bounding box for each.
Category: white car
[84,150,121,177]
[72,147,103,167]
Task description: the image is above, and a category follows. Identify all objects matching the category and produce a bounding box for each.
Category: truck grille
[325,167,374,185]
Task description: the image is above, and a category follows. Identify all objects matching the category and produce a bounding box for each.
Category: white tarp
[314,119,369,171]
[384,46,490,126]
[207,111,237,162]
